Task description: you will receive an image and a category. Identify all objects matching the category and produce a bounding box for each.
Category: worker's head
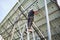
[29,8,39,14]
[33,9,39,15]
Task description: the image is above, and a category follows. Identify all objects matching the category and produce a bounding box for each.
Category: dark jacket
[28,10,34,17]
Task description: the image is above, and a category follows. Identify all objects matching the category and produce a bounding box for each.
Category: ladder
[32,22,46,40]
[26,23,36,40]
[25,22,46,40]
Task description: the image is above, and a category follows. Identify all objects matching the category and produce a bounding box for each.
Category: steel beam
[44,0,51,40]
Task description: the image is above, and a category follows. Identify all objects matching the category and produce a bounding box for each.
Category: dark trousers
[28,17,34,29]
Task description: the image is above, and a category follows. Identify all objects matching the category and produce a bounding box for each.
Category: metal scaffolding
[8,0,51,40]
[0,0,52,40]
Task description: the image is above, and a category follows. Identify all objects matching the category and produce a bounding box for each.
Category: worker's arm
[34,9,40,15]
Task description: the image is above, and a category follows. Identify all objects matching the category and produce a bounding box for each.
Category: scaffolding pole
[26,24,30,40]
[44,0,51,40]
[10,25,15,40]
[32,27,35,40]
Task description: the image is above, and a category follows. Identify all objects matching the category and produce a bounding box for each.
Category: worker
[27,9,39,32]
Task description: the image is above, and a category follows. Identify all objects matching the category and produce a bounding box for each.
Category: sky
[0,0,17,23]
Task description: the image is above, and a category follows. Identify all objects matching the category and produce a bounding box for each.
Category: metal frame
[44,0,51,40]
[0,0,52,40]
[0,0,37,35]
[32,22,46,40]
[32,27,35,40]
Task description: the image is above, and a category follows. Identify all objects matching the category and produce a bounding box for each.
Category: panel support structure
[44,0,52,40]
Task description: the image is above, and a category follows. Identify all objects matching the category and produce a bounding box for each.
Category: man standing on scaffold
[27,8,39,32]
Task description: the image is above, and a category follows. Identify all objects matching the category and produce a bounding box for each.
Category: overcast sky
[0,0,17,23]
